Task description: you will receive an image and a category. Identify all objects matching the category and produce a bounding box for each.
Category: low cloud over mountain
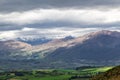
[0,0,120,39]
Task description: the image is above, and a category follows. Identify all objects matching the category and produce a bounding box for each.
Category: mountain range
[1,30,120,69]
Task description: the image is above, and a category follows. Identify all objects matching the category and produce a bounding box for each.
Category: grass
[80,66,113,73]
[0,66,113,80]
[9,74,72,80]
[30,75,71,80]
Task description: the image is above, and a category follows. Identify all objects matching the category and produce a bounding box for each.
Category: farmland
[0,66,113,80]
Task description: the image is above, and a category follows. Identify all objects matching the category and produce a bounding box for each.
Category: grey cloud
[0,21,120,31]
[0,0,120,12]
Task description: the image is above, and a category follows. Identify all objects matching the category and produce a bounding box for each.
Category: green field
[0,66,113,80]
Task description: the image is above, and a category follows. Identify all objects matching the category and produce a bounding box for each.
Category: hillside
[91,66,120,80]
[0,40,33,60]
[45,30,120,66]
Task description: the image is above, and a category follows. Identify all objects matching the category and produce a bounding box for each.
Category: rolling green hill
[0,66,112,80]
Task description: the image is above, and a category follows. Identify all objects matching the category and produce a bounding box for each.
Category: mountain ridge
[0,30,120,68]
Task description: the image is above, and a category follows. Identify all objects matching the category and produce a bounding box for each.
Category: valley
[0,30,120,80]
[1,1,120,79]
[0,66,112,80]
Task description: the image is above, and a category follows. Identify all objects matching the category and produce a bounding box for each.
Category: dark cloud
[0,21,120,31]
[0,0,120,12]
[0,0,120,31]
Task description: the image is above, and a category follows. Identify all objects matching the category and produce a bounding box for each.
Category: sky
[0,0,120,40]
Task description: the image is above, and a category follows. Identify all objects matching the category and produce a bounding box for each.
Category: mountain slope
[45,30,120,66]
[0,40,33,60]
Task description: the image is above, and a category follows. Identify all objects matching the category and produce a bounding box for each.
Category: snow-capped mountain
[17,37,52,45]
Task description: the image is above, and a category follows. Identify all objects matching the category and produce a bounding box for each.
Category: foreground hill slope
[92,66,120,80]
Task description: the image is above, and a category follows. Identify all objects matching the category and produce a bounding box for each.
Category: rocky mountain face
[46,30,120,61]
[0,30,120,69]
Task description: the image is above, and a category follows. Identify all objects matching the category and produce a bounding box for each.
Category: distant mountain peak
[86,30,120,38]
[0,40,32,52]
[61,35,74,41]
[93,30,117,35]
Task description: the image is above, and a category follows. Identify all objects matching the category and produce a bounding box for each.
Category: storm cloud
[0,9,120,29]
[0,0,120,40]
[0,0,120,12]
